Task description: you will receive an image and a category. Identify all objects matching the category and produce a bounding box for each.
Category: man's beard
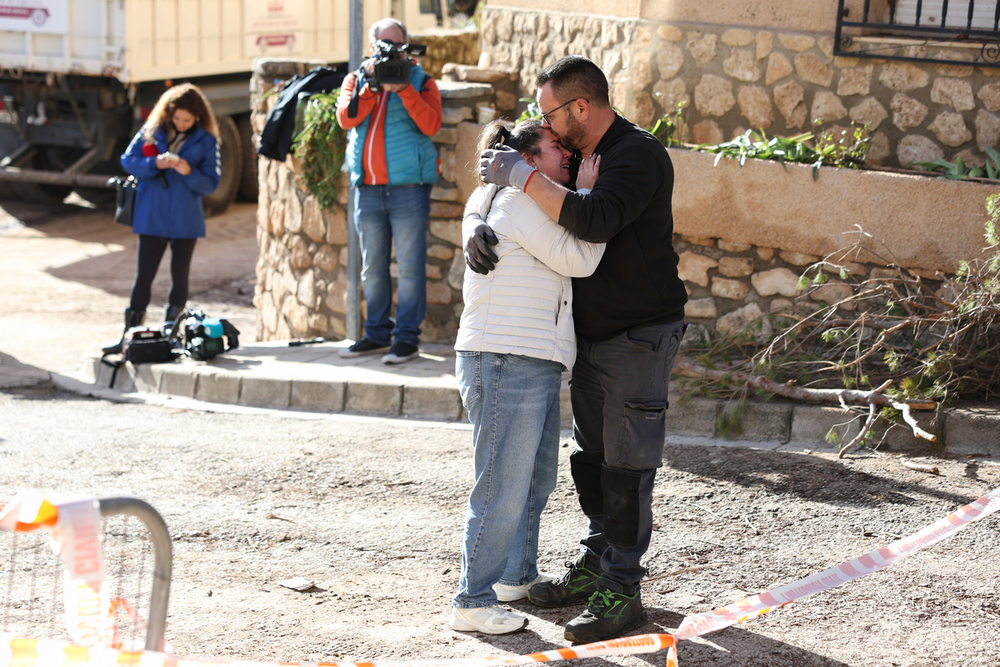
[557,112,588,152]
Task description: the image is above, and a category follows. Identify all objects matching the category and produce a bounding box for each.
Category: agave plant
[699,122,871,180]
[912,146,1000,181]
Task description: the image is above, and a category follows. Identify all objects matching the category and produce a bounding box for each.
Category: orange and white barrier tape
[3,487,999,667]
[0,632,678,667]
[673,485,1000,639]
[0,490,58,532]
[1,491,114,647]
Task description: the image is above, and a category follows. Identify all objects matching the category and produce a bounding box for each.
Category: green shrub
[290,91,347,210]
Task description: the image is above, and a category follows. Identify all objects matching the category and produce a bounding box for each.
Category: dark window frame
[835,0,1000,68]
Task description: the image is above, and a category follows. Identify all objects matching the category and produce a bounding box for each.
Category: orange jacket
[336,67,442,185]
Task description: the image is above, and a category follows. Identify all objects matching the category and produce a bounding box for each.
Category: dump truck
[0,0,445,213]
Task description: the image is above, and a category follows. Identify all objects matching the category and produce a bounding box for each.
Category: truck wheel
[236,113,258,201]
[202,115,242,217]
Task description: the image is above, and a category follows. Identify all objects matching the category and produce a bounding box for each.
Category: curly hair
[142,83,220,143]
[475,119,548,186]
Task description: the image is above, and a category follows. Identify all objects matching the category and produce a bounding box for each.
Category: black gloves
[464,223,499,275]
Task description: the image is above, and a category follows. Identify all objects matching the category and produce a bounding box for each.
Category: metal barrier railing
[98,497,172,652]
[1,495,171,653]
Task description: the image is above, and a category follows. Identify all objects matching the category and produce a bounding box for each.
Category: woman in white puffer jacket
[450,119,604,635]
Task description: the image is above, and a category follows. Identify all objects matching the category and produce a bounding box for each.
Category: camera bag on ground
[122,327,177,364]
[99,325,177,388]
[169,308,240,361]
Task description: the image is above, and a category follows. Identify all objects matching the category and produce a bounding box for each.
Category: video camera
[169,307,240,361]
[369,39,427,93]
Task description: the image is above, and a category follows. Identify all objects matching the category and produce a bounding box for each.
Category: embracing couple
[449,55,688,644]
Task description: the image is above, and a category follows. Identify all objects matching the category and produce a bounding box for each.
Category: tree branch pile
[675,195,1000,453]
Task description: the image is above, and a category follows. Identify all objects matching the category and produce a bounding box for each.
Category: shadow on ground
[663,445,977,510]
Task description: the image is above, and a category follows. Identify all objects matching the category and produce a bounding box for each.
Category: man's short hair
[536,56,610,108]
[369,18,407,45]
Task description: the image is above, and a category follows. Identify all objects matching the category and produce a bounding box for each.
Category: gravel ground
[2,198,999,667]
[2,385,999,667]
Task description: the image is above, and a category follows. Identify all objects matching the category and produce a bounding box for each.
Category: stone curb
[58,341,1000,457]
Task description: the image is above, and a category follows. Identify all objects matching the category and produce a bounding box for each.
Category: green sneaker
[563,581,648,644]
[527,556,601,608]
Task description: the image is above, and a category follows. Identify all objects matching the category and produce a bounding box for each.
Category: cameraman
[335,17,442,364]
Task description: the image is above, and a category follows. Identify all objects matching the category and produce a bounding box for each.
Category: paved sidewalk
[32,339,1000,457]
[72,340,472,421]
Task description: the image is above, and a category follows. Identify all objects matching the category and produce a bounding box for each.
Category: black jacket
[258,67,346,161]
[559,114,687,341]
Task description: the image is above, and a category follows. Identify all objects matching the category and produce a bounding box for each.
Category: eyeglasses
[540,98,580,124]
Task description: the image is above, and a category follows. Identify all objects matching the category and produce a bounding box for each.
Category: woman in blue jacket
[102,83,221,354]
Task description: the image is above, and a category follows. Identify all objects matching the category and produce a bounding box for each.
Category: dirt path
[2,387,998,667]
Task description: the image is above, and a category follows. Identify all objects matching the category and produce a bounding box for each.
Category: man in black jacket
[472,55,687,644]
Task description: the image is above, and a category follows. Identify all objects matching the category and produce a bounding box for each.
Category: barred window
[836,0,1000,67]
[894,1,999,29]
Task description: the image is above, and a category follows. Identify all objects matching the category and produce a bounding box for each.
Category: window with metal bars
[835,0,1000,67]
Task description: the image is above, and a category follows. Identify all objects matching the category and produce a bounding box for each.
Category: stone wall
[411,28,482,79]
[666,149,994,347]
[250,58,517,343]
[249,57,994,349]
[477,7,1000,170]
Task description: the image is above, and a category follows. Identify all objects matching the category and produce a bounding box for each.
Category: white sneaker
[450,605,528,634]
[493,573,556,602]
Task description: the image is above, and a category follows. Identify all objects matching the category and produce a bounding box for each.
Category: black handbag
[109,175,138,227]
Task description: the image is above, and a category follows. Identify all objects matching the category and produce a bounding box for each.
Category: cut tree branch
[675,355,936,410]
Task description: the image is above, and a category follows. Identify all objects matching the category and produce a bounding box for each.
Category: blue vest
[346,64,439,187]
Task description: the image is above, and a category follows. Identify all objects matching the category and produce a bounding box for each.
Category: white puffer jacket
[456,184,605,371]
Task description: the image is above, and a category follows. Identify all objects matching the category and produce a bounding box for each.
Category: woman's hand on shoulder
[576,154,600,191]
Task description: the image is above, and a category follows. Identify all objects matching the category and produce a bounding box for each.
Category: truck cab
[0,0,449,213]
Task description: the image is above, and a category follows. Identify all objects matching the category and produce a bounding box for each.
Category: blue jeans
[453,351,563,609]
[569,320,687,590]
[353,184,431,347]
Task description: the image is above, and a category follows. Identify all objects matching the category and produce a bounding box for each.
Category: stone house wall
[667,147,995,347]
[411,28,482,79]
[249,56,995,348]
[477,6,1000,170]
[673,228,938,349]
[249,58,518,343]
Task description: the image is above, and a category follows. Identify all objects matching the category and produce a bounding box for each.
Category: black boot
[164,303,183,324]
[163,303,184,336]
[563,579,647,644]
[101,309,145,355]
[528,553,602,607]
